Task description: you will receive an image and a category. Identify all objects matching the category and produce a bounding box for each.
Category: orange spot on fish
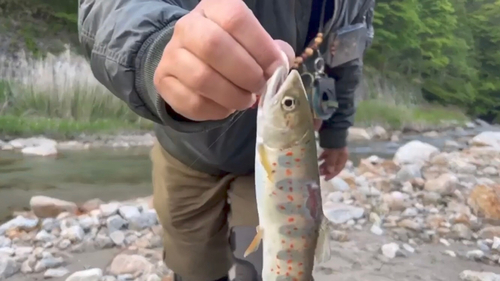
[279,205,285,210]
[297,204,302,208]
[301,148,306,151]
[271,269,274,272]
[287,259,292,264]
[298,262,303,266]
[272,162,277,166]
[287,195,294,201]
[293,278,299,281]
[289,187,293,192]
[286,272,290,276]
[279,186,284,190]
[295,158,301,162]
[285,169,292,176]
[290,244,294,249]
[288,217,294,222]
[298,271,304,276]
[285,161,291,165]
[288,266,292,271]
[277,265,280,269]
[301,235,306,239]
[286,151,293,156]
[272,191,277,196]
[276,271,280,275]
[282,240,285,244]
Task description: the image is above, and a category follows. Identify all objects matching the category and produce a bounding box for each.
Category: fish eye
[281,96,296,111]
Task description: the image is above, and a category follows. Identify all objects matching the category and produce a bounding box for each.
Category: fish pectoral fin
[257,144,274,182]
[314,218,332,264]
[244,226,264,258]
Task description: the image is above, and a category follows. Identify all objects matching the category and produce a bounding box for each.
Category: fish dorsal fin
[257,144,274,182]
[314,217,332,263]
[244,226,264,257]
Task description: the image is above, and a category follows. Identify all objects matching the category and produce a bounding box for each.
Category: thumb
[274,39,295,70]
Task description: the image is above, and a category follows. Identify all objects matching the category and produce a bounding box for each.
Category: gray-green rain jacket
[78,0,375,176]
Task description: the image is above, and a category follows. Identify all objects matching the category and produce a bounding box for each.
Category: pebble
[381,243,400,259]
[61,225,85,242]
[460,270,500,281]
[440,238,451,247]
[100,203,120,217]
[107,215,128,233]
[466,250,485,260]
[65,268,103,281]
[29,196,78,218]
[443,250,457,257]
[108,254,153,275]
[402,243,415,253]
[0,256,19,279]
[110,231,125,246]
[370,224,383,235]
[492,237,500,250]
[324,203,365,224]
[1,131,500,279]
[44,267,70,278]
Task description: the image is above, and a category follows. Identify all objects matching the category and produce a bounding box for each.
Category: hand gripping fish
[244,55,331,281]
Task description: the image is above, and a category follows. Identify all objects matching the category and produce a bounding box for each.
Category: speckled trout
[244,59,331,281]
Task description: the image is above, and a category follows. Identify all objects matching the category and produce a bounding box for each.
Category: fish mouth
[258,65,289,108]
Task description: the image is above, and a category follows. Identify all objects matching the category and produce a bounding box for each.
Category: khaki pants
[150,141,259,281]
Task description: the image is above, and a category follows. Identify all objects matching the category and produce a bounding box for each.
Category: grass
[0,48,152,139]
[0,114,152,139]
[353,67,469,130]
[0,49,470,138]
[354,100,469,129]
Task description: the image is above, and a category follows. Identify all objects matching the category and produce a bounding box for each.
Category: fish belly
[258,142,322,281]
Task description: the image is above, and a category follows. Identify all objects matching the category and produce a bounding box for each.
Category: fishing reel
[302,57,338,120]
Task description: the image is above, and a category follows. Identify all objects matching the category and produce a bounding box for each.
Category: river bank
[0,117,491,156]
[1,129,500,280]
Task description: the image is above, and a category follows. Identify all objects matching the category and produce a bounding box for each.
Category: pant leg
[228,176,263,281]
[150,141,235,281]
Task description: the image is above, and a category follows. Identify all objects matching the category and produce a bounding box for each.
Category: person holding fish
[78,0,375,280]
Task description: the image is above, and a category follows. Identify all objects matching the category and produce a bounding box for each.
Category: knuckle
[218,3,247,32]
[230,94,253,110]
[174,14,191,33]
[200,28,225,57]
[213,109,233,120]
[248,73,266,92]
[190,66,212,90]
[186,94,205,115]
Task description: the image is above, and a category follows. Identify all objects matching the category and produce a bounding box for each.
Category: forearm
[78,0,191,124]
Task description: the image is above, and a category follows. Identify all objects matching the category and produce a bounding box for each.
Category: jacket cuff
[319,128,348,149]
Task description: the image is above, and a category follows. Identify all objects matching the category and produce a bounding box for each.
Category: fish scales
[245,54,331,281]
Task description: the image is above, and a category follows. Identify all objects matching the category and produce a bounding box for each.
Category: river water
[0,126,495,221]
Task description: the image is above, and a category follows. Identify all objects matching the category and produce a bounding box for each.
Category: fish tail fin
[244,226,264,258]
[314,217,331,264]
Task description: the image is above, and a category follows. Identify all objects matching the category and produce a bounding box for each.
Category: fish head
[257,66,314,149]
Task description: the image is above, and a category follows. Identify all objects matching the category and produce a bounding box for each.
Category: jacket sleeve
[78,0,229,132]
[318,1,375,149]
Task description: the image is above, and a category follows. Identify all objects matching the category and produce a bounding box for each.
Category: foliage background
[365,0,500,122]
[0,0,498,138]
